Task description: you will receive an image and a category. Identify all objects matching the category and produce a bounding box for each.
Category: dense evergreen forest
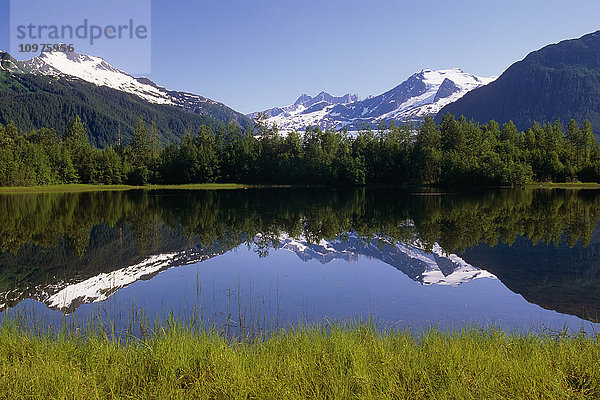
[1,113,600,187]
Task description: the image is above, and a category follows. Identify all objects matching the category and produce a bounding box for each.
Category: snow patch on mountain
[379,69,496,121]
[0,52,20,72]
[248,91,360,132]
[24,51,174,105]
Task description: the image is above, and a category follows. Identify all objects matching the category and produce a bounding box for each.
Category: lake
[1,188,599,335]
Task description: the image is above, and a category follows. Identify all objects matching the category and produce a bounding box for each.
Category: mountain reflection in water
[0,188,599,330]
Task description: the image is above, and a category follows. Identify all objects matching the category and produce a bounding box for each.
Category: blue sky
[1,0,600,114]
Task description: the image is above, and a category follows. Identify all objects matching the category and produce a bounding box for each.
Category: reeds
[0,313,599,399]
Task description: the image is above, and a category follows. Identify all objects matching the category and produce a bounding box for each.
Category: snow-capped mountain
[250,69,496,132]
[2,49,247,123]
[247,91,359,121]
[24,51,173,105]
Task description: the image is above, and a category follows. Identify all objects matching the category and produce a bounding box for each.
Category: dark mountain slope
[0,71,243,147]
[437,31,600,132]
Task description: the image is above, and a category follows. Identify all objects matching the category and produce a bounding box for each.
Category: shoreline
[1,182,600,193]
[524,182,600,189]
[0,183,265,193]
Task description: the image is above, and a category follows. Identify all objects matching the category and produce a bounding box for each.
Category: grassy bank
[526,182,600,189]
[1,321,599,399]
[0,183,255,193]
[3,182,600,194]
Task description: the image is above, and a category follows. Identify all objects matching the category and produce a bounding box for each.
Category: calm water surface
[1,188,599,334]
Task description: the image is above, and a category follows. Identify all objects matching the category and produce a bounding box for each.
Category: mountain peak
[293,93,312,106]
[35,50,123,75]
[293,91,358,106]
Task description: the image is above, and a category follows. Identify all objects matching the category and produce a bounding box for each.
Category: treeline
[2,114,600,186]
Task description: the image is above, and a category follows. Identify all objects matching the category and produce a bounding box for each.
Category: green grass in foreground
[0,183,254,193]
[1,321,599,399]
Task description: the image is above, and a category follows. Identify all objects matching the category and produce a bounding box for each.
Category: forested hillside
[0,70,247,148]
[438,31,600,132]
